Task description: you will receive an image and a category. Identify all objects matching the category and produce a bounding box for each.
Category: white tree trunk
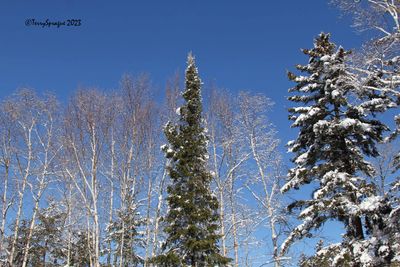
[0,161,11,255]
[151,162,168,260]
[9,124,33,265]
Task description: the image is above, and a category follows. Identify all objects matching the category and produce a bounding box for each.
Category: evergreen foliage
[104,204,143,266]
[152,53,231,267]
[282,33,394,265]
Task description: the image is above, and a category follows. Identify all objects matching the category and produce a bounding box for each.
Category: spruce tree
[34,201,67,266]
[152,53,230,266]
[105,203,142,266]
[281,33,391,265]
[70,230,93,266]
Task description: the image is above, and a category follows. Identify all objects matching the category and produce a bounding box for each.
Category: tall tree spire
[152,53,231,266]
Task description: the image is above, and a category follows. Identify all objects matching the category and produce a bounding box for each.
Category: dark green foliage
[151,54,231,266]
[6,220,30,266]
[282,33,390,262]
[34,202,68,266]
[69,230,93,267]
[5,203,68,267]
[104,205,143,267]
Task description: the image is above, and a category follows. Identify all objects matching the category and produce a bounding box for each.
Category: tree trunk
[107,130,115,266]
[211,135,227,257]
[144,173,153,267]
[0,162,10,254]
[230,178,239,267]
[9,142,32,266]
[107,182,114,266]
[21,195,41,267]
[151,162,168,260]
[43,239,48,266]
[119,221,125,267]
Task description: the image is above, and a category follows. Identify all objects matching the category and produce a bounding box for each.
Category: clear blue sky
[0,0,364,140]
[0,0,369,264]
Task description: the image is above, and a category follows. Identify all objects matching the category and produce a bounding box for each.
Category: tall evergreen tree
[281,33,392,266]
[152,53,230,266]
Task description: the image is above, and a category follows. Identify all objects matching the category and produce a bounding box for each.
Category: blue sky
[0,1,363,134]
[0,0,374,264]
[0,0,370,181]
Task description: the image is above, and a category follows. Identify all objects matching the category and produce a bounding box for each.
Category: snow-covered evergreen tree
[282,33,393,266]
[34,200,68,266]
[69,230,93,266]
[104,203,143,266]
[5,219,30,266]
[151,53,231,266]
[330,3,400,264]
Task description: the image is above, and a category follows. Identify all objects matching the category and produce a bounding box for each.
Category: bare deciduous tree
[20,94,61,267]
[331,0,399,36]
[0,99,15,262]
[4,90,42,266]
[63,89,115,267]
[0,81,288,266]
[236,92,290,267]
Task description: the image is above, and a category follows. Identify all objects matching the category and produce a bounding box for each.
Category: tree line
[0,69,286,266]
[0,0,399,266]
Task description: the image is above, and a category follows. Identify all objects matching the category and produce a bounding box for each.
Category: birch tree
[63,89,115,267]
[237,92,289,267]
[4,90,41,266]
[0,102,15,262]
[332,0,400,134]
[20,93,61,267]
[105,75,155,266]
[206,88,252,267]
